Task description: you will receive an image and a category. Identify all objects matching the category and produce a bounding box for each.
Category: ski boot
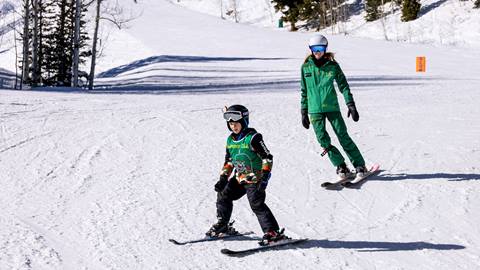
[336,163,353,180]
[205,220,238,238]
[355,165,368,179]
[258,228,289,246]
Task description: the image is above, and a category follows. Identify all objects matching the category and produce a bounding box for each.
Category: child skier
[206,104,286,246]
[300,34,367,180]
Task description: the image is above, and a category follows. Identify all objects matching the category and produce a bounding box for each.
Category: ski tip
[320,182,332,188]
[220,248,236,255]
[168,239,186,245]
[370,163,380,171]
[322,183,343,190]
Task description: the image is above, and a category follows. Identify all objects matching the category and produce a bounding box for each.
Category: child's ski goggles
[310,45,327,53]
[223,111,247,122]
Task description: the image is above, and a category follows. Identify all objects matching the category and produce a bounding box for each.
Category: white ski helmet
[308,34,328,48]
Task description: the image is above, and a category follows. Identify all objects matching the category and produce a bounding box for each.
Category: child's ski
[169,231,255,245]
[220,238,308,256]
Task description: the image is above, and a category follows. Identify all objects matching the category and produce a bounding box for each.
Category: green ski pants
[310,112,365,168]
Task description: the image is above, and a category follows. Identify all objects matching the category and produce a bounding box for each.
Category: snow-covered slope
[1,0,480,269]
[166,0,480,47]
[1,0,479,74]
[345,0,480,47]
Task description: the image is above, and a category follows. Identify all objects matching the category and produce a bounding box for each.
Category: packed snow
[1,0,480,269]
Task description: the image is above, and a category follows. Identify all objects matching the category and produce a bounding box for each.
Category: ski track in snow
[1,79,480,270]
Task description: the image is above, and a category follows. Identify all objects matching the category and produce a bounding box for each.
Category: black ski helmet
[223,104,249,131]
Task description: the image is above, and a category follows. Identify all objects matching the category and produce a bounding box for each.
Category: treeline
[17,0,135,90]
[272,0,480,32]
[364,0,421,22]
[271,0,351,31]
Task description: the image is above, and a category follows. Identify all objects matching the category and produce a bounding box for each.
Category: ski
[320,176,354,189]
[169,231,255,245]
[321,163,380,190]
[342,163,380,188]
[220,238,308,257]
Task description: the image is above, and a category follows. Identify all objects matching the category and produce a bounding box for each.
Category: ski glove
[301,109,310,129]
[347,102,359,122]
[257,171,271,192]
[214,175,228,192]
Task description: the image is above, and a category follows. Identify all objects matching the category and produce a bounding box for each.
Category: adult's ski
[342,163,380,188]
[321,163,380,190]
[220,238,308,257]
[169,231,255,245]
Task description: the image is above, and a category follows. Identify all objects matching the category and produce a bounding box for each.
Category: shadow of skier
[370,172,480,182]
[298,239,465,252]
[225,238,464,257]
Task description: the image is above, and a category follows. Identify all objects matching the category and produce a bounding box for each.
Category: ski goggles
[310,45,327,53]
[223,111,247,122]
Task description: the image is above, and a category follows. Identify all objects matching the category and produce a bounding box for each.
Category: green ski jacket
[301,55,354,114]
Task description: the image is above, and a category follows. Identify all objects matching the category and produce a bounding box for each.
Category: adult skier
[300,34,367,180]
[206,104,287,246]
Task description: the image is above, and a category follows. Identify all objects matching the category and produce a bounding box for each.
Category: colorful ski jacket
[221,128,273,184]
[301,55,354,113]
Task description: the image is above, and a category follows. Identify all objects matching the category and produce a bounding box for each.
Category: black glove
[214,175,228,192]
[347,102,359,122]
[257,171,271,192]
[301,109,310,129]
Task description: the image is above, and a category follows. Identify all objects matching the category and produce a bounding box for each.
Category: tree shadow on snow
[89,74,432,95]
[96,55,288,78]
[418,0,449,18]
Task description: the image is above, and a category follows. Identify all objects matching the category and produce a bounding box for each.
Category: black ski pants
[216,178,279,233]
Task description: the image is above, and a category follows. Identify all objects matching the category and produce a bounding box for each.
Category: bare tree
[231,0,238,23]
[72,0,95,87]
[21,0,30,87]
[31,0,40,86]
[9,12,20,89]
[88,0,138,90]
[88,0,101,90]
[72,0,82,87]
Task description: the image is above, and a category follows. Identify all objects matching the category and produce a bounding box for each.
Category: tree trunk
[31,0,39,86]
[72,0,81,87]
[232,0,238,23]
[21,0,30,87]
[13,14,19,89]
[88,0,101,90]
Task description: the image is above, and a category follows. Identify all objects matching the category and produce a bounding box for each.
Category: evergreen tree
[42,0,90,86]
[271,0,304,31]
[41,0,58,85]
[474,0,480,8]
[365,0,381,22]
[20,0,31,86]
[29,0,50,86]
[72,0,91,87]
[299,0,350,31]
[300,0,327,30]
[401,0,421,22]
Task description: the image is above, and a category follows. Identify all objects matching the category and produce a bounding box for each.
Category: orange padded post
[416,56,426,72]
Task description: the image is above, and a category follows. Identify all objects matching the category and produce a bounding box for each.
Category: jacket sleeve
[334,63,354,105]
[300,67,308,111]
[220,147,233,176]
[250,133,273,173]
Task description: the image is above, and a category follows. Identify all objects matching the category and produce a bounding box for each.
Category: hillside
[1,0,480,269]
